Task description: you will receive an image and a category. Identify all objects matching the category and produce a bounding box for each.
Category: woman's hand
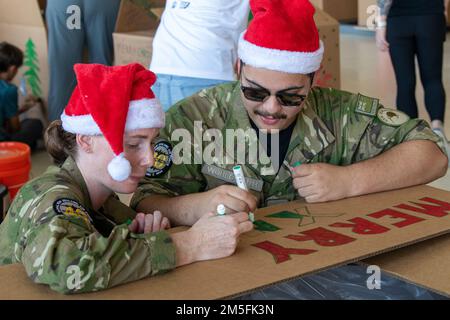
[171,211,254,266]
[128,211,171,234]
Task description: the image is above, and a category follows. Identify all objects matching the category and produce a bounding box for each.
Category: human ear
[76,134,94,154]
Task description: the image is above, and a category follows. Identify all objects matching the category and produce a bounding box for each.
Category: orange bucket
[0,142,31,199]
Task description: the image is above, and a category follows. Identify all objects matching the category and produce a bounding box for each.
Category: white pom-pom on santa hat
[107,153,132,182]
[61,63,165,182]
[238,0,324,74]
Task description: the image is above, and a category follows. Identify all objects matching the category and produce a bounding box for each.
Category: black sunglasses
[240,85,307,107]
[239,63,307,107]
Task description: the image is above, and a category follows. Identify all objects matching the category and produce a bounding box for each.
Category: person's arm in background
[376,0,393,51]
[2,85,20,133]
[18,95,41,114]
[4,96,41,134]
[445,0,449,19]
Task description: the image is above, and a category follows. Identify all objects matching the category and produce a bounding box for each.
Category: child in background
[0,42,43,150]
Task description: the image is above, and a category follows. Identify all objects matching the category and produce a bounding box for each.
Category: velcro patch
[201,164,264,192]
[377,108,410,127]
[355,93,379,117]
[146,140,173,178]
[53,198,92,226]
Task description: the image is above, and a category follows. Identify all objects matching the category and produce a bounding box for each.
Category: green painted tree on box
[24,38,42,97]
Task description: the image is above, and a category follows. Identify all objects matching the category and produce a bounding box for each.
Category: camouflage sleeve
[102,195,137,224]
[355,110,447,162]
[20,202,176,294]
[310,88,447,164]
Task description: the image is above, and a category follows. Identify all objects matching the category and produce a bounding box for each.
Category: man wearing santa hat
[132,0,447,299]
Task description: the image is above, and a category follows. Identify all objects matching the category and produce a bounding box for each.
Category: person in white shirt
[150,0,250,111]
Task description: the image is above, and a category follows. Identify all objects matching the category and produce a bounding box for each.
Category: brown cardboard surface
[311,0,358,22]
[0,0,48,101]
[358,0,376,27]
[314,8,340,89]
[1,185,450,299]
[363,233,450,297]
[113,0,164,67]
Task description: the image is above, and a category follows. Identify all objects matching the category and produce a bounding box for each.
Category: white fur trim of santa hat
[61,98,165,135]
[238,33,325,74]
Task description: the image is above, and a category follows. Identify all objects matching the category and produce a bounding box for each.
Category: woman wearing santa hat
[0,63,253,294]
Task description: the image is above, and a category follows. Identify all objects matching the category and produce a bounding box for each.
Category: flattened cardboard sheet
[1,185,450,299]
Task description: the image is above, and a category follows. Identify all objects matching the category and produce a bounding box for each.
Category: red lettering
[330,217,390,235]
[395,197,450,218]
[368,209,424,228]
[252,241,317,264]
[285,227,356,247]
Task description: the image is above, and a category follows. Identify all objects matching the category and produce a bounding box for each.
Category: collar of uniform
[285,99,336,165]
[226,82,252,132]
[61,156,94,210]
[221,83,258,162]
[60,156,118,234]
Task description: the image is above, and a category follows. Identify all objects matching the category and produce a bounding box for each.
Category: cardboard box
[358,0,377,27]
[113,0,165,67]
[1,185,450,299]
[314,8,341,89]
[311,0,358,22]
[0,0,48,100]
[358,1,449,27]
[364,234,450,297]
[113,3,340,90]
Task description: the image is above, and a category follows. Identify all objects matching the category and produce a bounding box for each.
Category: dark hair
[0,42,24,72]
[44,120,77,166]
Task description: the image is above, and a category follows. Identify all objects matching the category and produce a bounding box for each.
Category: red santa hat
[238,0,324,74]
[61,63,165,182]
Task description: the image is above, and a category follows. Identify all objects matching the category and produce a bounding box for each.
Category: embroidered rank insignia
[355,94,379,117]
[53,198,92,225]
[146,140,173,178]
[377,108,410,127]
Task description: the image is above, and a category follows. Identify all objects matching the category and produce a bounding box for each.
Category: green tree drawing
[23,38,42,97]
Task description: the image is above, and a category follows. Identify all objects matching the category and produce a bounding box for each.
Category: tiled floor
[29,29,450,198]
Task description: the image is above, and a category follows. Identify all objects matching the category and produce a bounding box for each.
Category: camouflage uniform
[131,82,445,209]
[131,81,447,300]
[0,157,176,294]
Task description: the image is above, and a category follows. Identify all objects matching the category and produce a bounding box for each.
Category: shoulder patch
[377,108,410,127]
[355,93,379,117]
[53,198,92,225]
[146,140,173,178]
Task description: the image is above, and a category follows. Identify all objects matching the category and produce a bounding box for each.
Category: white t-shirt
[150,0,250,81]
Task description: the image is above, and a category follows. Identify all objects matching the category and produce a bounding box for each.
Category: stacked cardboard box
[358,0,377,27]
[0,0,48,100]
[311,0,358,22]
[113,2,341,89]
[314,8,341,89]
[113,0,164,67]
